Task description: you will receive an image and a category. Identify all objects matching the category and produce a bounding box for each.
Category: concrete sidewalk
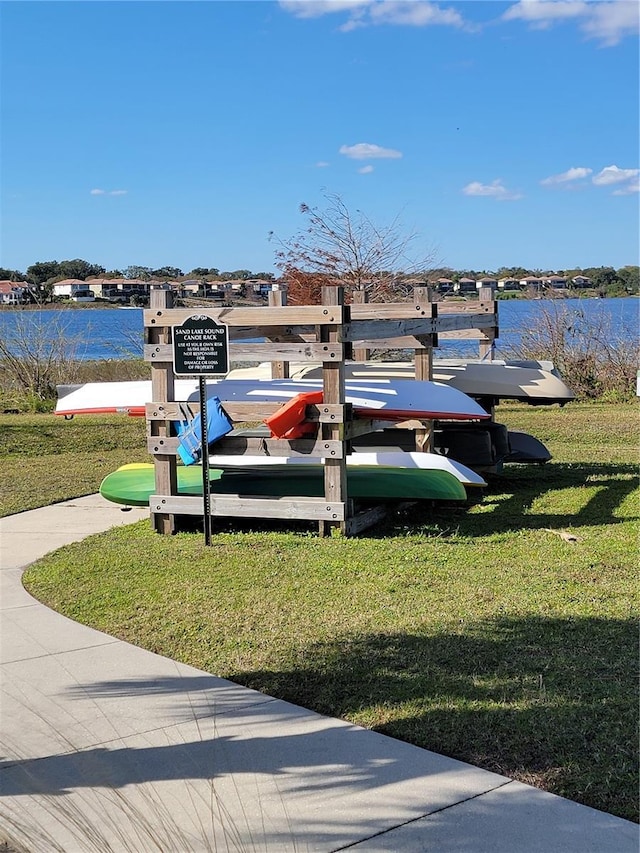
[1,495,637,852]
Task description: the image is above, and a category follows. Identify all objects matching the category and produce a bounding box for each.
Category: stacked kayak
[55,377,491,421]
[100,461,470,507]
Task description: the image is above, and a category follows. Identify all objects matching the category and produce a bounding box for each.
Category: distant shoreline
[1,290,636,311]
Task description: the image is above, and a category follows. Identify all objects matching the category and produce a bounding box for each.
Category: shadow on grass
[174,461,639,541]
[377,461,639,538]
[230,614,638,822]
[2,616,636,823]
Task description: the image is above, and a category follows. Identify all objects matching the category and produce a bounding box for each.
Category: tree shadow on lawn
[378,461,639,539]
[2,616,635,822]
[231,614,638,822]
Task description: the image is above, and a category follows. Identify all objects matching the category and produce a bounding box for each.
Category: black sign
[172,315,229,376]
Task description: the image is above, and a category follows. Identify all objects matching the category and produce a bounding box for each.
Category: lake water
[0,298,637,361]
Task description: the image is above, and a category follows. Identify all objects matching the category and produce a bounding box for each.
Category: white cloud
[90,188,128,196]
[368,1,466,29]
[541,166,593,185]
[279,0,468,31]
[358,165,375,174]
[579,0,639,46]
[538,164,640,194]
[592,165,639,186]
[278,1,370,19]
[503,1,588,27]
[280,0,638,44]
[502,1,639,47]
[462,179,523,201]
[339,142,402,159]
[612,178,640,195]
[315,161,330,168]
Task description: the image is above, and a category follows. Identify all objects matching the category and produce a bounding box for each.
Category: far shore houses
[76,273,593,301]
[0,272,597,306]
[428,274,591,295]
[48,277,273,303]
[0,281,33,305]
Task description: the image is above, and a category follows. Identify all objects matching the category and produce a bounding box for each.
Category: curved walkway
[1,495,637,852]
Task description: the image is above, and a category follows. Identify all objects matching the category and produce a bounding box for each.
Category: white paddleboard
[207,450,487,487]
[56,378,490,421]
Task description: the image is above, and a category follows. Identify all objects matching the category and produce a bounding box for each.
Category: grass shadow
[228,614,638,822]
[4,616,635,822]
[170,461,638,541]
[374,461,639,538]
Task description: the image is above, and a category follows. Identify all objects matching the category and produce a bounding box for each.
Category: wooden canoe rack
[144,284,497,536]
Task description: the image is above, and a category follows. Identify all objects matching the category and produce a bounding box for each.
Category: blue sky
[1,0,638,276]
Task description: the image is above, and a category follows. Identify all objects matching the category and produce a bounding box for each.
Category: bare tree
[506,302,640,399]
[0,311,87,403]
[270,192,437,303]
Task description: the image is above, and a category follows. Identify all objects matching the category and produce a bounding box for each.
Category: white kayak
[207,450,487,487]
[55,377,491,422]
[229,359,574,405]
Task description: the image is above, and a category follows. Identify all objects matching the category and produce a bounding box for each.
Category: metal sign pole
[172,315,229,547]
[198,375,212,546]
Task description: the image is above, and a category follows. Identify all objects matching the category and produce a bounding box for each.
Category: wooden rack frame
[144,284,497,536]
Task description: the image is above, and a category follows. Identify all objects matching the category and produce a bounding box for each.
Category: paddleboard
[56,378,491,421]
[229,359,574,405]
[99,462,468,506]
[207,450,487,487]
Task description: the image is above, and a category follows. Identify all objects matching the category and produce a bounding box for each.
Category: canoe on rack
[99,462,469,507]
[206,450,487,488]
[228,359,575,406]
[56,377,491,421]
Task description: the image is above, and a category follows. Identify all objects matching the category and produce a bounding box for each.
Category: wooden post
[352,289,369,362]
[319,285,348,536]
[413,286,435,452]
[269,285,290,378]
[477,283,498,419]
[478,283,497,361]
[149,286,177,534]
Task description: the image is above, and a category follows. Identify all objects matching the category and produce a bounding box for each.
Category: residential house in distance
[175,279,225,299]
[544,274,568,290]
[571,275,592,288]
[86,278,152,302]
[476,277,498,291]
[497,278,520,292]
[246,279,273,297]
[0,280,31,305]
[51,279,95,302]
[171,279,203,298]
[180,279,272,300]
[519,275,544,292]
[454,277,478,295]
[431,277,455,294]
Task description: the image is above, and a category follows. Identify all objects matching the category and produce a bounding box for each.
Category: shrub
[0,311,87,402]
[506,303,639,399]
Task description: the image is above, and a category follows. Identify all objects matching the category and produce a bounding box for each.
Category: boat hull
[99,463,468,507]
[229,359,575,405]
[56,377,491,421]
[207,450,487,487]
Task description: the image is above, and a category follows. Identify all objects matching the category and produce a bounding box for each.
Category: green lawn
[0,414,147,516]
[3,402,638,821]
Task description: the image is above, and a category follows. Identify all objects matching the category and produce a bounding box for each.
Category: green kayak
[100,463,467,506]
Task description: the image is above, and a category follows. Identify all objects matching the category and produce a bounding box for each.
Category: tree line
[0,260,276,288]
[2,193,637,298]
[2,259,636,293]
